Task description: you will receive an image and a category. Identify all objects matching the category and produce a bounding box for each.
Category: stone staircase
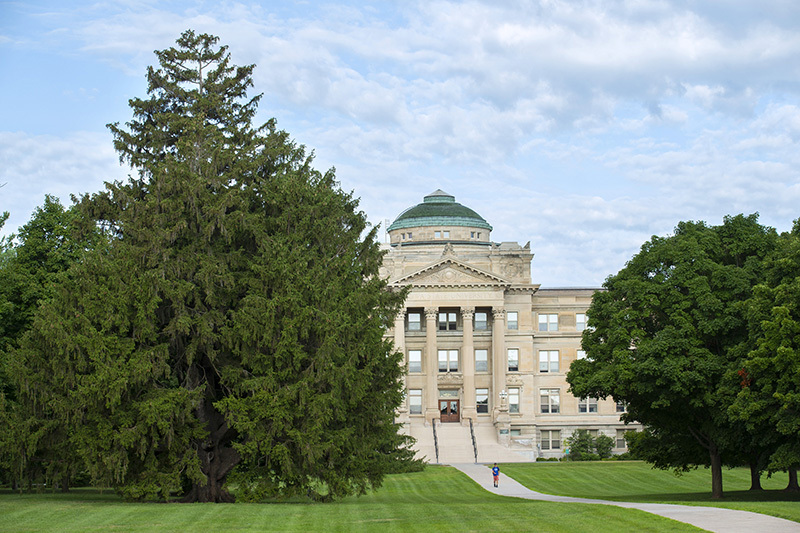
[404,420,536,464]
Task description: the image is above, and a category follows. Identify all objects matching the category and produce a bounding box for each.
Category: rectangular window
[474,311,488,330]
[616,400,627,413]
[402,233,406,240]
[540,430,561,450]
[443,230,450,238]
[408,350,422,373]
[538,313,558,331]
[507,348,519,372]
[616,429,631,448]
[409,389,422,414]
[579,397,598,413]
[508,387,520,414]
[539,350,559,373]
[408,232,412,239]
[576,313,587,331]
[476,388,489,414]
[434,231,441,238]
[438,311,457,331]
[507,311,518,330]
[471,231,475,238]
[576,350,586,360]
[510,429,521,437]
[407,312,421,331]
[540,388,560,414]
[438,349,458,372]
[475,349,488,372]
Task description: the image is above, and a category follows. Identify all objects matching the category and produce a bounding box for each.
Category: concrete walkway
[451,463,800,533]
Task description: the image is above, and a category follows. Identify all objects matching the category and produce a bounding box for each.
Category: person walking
[492,463,500,488]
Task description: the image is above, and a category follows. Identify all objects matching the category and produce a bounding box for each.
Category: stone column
[461,307,476,422]
[394,310,406,358]
[492,308,506,421]
[425,306,439,424]
[394,310,408,420]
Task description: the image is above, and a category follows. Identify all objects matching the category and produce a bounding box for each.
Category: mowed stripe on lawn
[0,466,700,532]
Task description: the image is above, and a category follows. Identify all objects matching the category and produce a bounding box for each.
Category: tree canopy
[567,214,777,499]
[730,221,800,491]
[10,30,415,502]
[0,196,103,488]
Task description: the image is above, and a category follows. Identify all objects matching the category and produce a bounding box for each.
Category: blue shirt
[492,466,500,476]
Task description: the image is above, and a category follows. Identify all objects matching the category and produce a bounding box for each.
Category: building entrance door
[440,399,460,423]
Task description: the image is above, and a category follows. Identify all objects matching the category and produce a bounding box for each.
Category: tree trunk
[787,468,799,492]
[748,461,762,491]
[182,391,240,503]
[710,445,723,499]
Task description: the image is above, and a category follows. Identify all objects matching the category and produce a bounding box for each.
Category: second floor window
[539,350,559,373]
[438,349,458,372]
[576,313,587,331]
[439,311,457,331]
[475,349,488,372]
[538,313,558,331]
[541,388,560,413]
[408,350,421,373]
[579,397,598,413]
[507,348,519,372]
[507,311,518,330]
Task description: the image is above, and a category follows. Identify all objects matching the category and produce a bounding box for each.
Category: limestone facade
[383,190,639,459]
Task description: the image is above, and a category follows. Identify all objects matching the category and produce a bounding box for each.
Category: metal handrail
[432,419,440,464]
[469,418,478,463]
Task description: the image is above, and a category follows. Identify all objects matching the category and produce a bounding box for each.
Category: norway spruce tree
[11,30,414,502]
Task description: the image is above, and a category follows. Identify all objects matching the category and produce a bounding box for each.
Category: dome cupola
[387,190,492,246]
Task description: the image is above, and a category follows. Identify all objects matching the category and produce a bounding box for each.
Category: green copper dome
[387,190,493,231]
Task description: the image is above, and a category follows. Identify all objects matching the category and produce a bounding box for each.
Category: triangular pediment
[391,258,511,287]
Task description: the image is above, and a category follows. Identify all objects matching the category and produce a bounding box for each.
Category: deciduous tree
[568,214,776,498]
[731,222,800,491]
[0,197,102,489]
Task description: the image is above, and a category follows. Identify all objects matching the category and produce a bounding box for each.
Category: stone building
[381,190,638,462]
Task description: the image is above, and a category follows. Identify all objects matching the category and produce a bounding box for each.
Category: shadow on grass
[0,487,120,502]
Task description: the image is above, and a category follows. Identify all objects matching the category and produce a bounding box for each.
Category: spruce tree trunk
[710,445,723,499]
[183,382,240,503]
[749,461,762,491]
[787,469,799,492]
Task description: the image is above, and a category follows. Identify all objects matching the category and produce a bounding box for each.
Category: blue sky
[2,0,800,286]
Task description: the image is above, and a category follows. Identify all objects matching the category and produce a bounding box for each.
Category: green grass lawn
[502,461,800,524]
[0,466,701,533]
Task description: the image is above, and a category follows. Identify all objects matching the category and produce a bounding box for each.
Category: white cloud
[0,131,125,235]
[5,0,800,285]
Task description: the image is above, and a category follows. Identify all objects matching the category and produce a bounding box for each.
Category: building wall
[383,235,639,459]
